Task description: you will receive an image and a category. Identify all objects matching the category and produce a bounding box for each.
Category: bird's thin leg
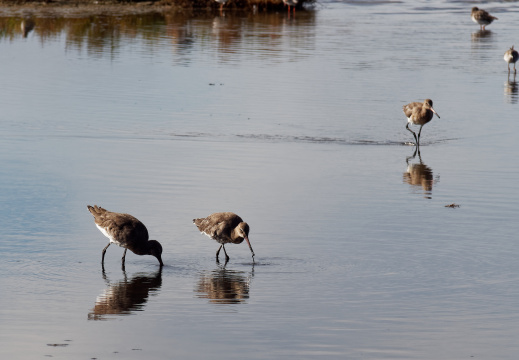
[121,248,127,266]
[222,244,230,263]
[216,245,223,262]
[102,242,111,265]
[406,123,418,145]
[417,125,424,145]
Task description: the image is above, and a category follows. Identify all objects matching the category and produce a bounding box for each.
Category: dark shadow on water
[403,146,439,199]
[195,263,254,304]
[87,268,162,320]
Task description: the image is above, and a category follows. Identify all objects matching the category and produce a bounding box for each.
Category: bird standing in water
[214,0,228,13]
[471,7,498,30]
[193,212,255,263]
[283,0,298,14]
[87,205,163,268]
[403,99,440,146]
[504,46,519,75]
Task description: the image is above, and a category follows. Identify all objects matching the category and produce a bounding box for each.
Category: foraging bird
[87,205,163,267]
[504,46,519,75]
[471,7,498,30]
[214,0,228,13]
[283,0,298,14]
[193,212,255,263]
[403,99,440,146]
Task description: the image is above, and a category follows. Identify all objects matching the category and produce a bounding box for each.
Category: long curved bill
[432,108,440,118]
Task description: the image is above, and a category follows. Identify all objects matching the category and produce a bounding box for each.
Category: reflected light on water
[0,11,317,65]
[2,1,519,359]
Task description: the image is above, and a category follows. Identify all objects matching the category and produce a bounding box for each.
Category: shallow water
[1,1,519,359]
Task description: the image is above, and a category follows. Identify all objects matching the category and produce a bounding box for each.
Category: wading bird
[283,0,298,14]
[504,46,519,75]
[471,7,498,30]
[87,205,163,268]
[403,99,440,146]
[193,212,255,263]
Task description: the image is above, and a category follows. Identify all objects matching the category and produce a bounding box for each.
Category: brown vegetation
[0,0,314,12]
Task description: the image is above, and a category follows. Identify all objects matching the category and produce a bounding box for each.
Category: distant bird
[283,0,298,13]
[87,205,163,267]
[471,7,498,30]
[214,0,228,13]
[403,99,440,146]
[193,212,255,263]
[504,46,519,74]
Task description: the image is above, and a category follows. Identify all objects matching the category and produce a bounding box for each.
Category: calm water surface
[1,1,519,359]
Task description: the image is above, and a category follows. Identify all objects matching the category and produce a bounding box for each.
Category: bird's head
[424,99,440,118]
[237,222,255,259]
[148,240,164,266]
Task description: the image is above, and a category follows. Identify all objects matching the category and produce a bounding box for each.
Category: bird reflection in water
[403,146,439,199]
[88,268,162,320]
[504,73,518,104]
[21,17,35,38]
[195,264,254,304]
[471,29,493,43]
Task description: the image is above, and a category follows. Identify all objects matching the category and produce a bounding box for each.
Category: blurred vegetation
[0,9,316,63]
[0,0,315,12]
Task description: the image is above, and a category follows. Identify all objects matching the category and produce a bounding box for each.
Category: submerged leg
[216,245,223,262]
[417,124,424,145]
[121,248,127,266]
[102,242,111,264]
[406,123,418,145]
[221,244,230,263]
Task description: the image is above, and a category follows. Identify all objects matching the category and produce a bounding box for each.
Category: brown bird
[403,99,440,146]
[87,205,163,267]
[471,7,498,30]
[193,212,255,263]
[504,46,519,75]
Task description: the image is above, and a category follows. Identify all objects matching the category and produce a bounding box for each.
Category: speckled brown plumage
[403,99,440,146]
[193,212,255,263]
[87,205,163,267]
[471,7,498,30]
